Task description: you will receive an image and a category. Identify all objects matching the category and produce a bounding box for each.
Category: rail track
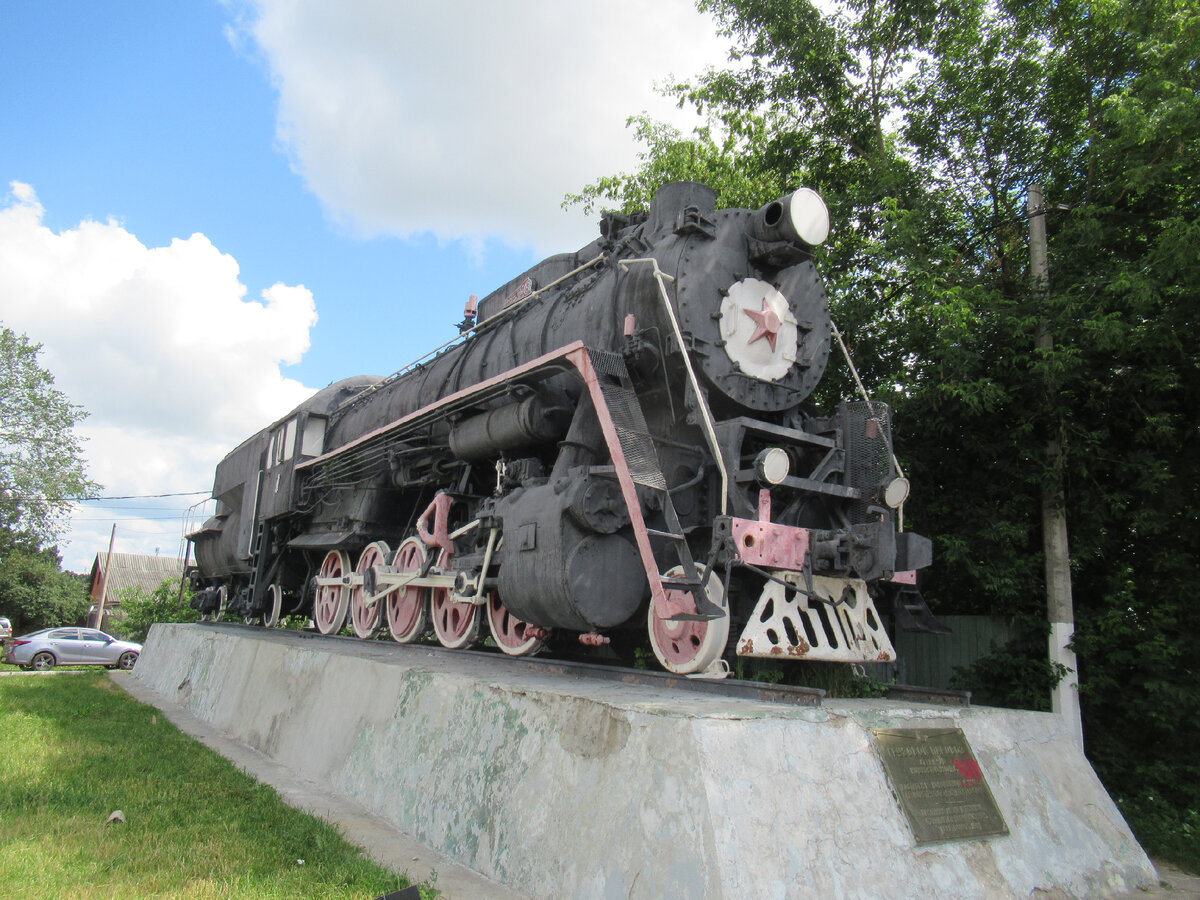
[199,621,969,708]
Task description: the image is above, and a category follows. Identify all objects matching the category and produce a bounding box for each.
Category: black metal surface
[494,476,645,631]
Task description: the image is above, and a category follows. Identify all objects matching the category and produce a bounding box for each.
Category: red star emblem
[743,297,783,352]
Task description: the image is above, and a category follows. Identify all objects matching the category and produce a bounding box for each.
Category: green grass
[0,671,435,899]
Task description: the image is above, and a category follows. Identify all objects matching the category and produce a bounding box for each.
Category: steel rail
[201,622,972,709]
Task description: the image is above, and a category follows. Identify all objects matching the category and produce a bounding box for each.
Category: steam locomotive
[188,181,932,675]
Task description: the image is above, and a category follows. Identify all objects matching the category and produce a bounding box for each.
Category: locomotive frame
[187,181,934,676]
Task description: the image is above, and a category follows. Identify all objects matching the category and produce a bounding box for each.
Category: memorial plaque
[873,727,1009,845]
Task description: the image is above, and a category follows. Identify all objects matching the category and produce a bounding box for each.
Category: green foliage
[578,0,1200,867]
[949,634,1069,712]
[0,544,89,634]
[0,326,98,549]
[733,657,891,697]
[117,576,199,643]
[565,112,787,215]
[1115,792,1200,875]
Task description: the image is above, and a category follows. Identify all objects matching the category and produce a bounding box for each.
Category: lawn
[0,671,433,899]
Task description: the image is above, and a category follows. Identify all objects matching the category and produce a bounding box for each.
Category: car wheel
[118,651,138,670]
[31,651,55,671]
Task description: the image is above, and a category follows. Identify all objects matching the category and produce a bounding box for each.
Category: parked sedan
[2,627,141,671]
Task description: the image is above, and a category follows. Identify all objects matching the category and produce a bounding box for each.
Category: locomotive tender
[188,181,931,675]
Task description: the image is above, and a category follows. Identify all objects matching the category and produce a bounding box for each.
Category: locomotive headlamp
[756,187,830,247]
[883,476,910,509]
[754,448,791,486]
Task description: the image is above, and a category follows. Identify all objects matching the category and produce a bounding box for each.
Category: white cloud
[232,0,728,252]
[0,182,318,571]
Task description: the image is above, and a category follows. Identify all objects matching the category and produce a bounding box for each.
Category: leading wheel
[486,591,547,656]
[264,584,283,628]
[31,651,56,671]
[350,541,389,639]
[648,565,730,675]
[314,550,350,635]
[386,537,429,643]
[118,650,138,670]
[431,552,481,650]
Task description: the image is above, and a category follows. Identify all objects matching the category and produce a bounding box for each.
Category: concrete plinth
[131,623,1155,899]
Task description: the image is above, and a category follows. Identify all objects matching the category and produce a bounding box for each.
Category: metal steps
[588,349,724,622]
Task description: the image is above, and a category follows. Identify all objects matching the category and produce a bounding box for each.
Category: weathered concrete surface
[132,623,1156,900]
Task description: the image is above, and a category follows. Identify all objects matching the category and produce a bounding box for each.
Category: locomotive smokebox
[495,475,646,631]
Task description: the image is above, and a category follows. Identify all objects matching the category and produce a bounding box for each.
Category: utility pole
[94,524,117,631]
[1029,184,1084,747]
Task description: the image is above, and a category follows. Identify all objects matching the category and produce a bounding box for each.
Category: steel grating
[586,348,629,378]
[593,362,669,490]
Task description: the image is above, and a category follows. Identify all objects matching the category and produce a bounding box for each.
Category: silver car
[2,627,141,671]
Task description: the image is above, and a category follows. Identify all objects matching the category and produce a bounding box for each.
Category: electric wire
[10,490,210,502]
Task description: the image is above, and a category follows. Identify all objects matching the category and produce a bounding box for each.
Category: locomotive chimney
[753,188,830,247]
[646,181,717,240]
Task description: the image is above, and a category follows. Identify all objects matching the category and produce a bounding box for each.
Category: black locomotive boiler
[187,182,932,675]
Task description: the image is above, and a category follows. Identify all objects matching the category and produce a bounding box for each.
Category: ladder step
[661,576,702,588]
[646,528,685,541]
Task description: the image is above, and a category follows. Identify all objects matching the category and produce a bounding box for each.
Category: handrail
[332,254,608,417]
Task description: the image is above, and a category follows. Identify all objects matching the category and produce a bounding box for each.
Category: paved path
[1118,860,1200,899]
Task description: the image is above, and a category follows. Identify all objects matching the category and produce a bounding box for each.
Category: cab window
[301,416,327,457]
[283,418,297,460]
[270,418,298,466]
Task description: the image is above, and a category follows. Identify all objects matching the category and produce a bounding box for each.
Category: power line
[69,505,193,512]
[9,490,210,502]
[106,527,188,535]
[71,518,188,525]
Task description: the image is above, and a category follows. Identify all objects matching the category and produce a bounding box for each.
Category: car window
[81,630,109,641]
[48,629,79,640]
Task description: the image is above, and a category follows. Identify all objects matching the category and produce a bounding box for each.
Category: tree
[117,577,198,644]
[0,326,98,551]
[572,0,1200,867]
[0,545,89,634]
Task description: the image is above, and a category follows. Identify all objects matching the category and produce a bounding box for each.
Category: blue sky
[1,0,538,386]
[0,0,726,570]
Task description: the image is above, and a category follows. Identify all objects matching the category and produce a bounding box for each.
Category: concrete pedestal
[131,623,1155,899]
